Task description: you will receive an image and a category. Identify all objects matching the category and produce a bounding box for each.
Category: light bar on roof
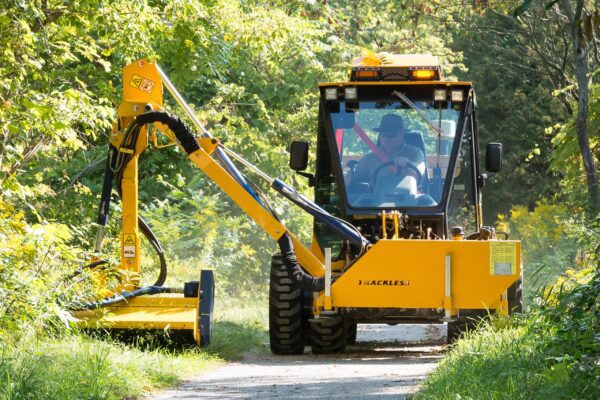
[410,69,436,80]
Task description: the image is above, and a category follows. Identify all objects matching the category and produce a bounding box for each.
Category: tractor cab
[291,54,502,257]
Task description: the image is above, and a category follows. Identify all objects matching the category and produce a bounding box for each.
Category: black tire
[199,269,214,347]
[447,273,523,344]
[269,253,305,355]
[301,289,314,345]
[447,310,487,344]
[310,317,347,354]
[346,319,357,345]
[507,278,523,314]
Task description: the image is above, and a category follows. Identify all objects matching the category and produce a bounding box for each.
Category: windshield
[329,99,464,209]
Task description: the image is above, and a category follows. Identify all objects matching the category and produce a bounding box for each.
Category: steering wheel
[371,159,422,188]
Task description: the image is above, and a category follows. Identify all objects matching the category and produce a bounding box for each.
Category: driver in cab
[352,114,426,188]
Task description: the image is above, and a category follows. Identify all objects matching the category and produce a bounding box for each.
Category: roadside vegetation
[417,217,599,399]
[0,299,268,399]
[416,2,599,397]
[1,0,598,399]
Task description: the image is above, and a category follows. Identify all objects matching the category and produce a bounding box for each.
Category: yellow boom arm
[102,59,325,294]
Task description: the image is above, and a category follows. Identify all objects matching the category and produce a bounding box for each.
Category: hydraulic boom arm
[93,59,369,298]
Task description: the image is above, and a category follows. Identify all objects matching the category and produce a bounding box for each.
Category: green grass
[0,298,269,400]
[0,334,218,400]
[415,316,599,400]
[208,297,269,359]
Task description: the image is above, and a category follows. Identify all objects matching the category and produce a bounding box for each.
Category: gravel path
[149,324,446,400]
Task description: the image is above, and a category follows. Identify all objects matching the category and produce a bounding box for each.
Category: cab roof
[351,53,440,68]
[344,53,447,83]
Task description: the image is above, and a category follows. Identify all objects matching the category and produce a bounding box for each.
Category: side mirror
[485,142,503,172]
[290,141,309,171]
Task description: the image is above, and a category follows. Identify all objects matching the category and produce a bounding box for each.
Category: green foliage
[550,75,600,208]
[451,9,564,221]
[498,202,578,305]
[207,298,268,358]
[0,198,90,340]
[0,299,266,399]
[0,1,597,397]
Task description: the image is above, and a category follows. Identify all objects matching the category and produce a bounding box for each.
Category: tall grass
[416,250,599,400]
[416,316,598,400]
[0,334,218,400]
[0,299,268,400]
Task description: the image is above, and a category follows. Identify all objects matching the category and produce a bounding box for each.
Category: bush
[497,202,579,305]
[0,197,88,340]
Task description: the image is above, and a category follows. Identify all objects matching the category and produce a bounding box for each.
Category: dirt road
[149,324,446,399]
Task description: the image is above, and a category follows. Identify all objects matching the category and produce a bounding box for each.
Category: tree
[514,0,600,214]
[451,9,565,220]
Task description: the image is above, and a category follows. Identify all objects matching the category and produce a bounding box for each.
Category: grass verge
[416,274,599,399]
[0,298,269,400]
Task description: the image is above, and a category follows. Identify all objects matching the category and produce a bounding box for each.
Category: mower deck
[72,296,200,343]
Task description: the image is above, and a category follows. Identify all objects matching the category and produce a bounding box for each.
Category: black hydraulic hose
[97,145,117,226]
[277,233,325,292]
[271,179,370,252]
[83,259,109,269]
[66,259,109,280]
[73,286,172,311]
[136,111,200,155]
[138,216,167,287]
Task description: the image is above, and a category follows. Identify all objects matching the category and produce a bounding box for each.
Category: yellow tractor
[72,54,522,352]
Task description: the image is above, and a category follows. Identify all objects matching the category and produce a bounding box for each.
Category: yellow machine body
[74,55,522,352]
[316,239,520,314]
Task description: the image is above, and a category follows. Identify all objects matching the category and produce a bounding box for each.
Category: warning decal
[124,234,135,245]
[123,234,136,258]
[129,74,155,94]
[490,242,517,275]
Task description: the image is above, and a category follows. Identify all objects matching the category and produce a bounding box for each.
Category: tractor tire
[269,253,306,355]
[508,278,523,314]
[199,269,215,347]
[346,318,357,345]
[446,310,487,344]
[310,317,347,354]
[301,289,314,345]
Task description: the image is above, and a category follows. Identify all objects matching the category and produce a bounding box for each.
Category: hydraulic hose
[271,179,370,251]
[73,286,173,311]
[136,111,200,155]
[277,233,325,292]
[138,217,167,287]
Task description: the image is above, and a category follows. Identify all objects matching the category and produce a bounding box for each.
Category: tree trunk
[560,0,599,214]
[574,48,599,213]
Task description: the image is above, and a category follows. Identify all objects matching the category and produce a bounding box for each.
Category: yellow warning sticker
[490,242,517,275]
[129,74,155,94]
[124,234,135,245]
